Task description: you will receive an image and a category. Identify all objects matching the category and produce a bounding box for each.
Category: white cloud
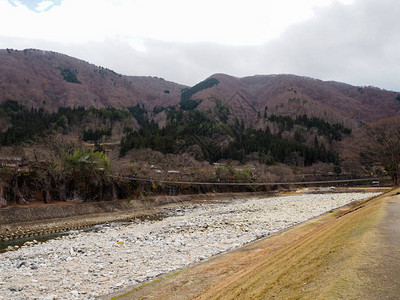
[2,0,400,92]
[35,0,54,12]
[0,0,355,47]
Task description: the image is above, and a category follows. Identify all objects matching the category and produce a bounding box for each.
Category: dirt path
[354,192,400,299]
[106,188,400,299]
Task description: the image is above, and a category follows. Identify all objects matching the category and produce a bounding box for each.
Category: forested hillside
[0,49,185,111]
[0,48,396,206]
[1,49,400,126]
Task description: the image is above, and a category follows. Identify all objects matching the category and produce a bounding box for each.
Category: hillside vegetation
[1,49,399,125]
[0,48,397,206]
[0,99,345,168]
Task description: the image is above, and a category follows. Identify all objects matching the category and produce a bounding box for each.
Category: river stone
[0,192,381,299]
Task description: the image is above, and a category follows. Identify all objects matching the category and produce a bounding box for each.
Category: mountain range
[1,48,399,126]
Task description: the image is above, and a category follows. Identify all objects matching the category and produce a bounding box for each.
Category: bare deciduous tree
[360,116,400,185]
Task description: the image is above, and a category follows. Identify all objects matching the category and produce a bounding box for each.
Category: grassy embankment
[109,188,398,300]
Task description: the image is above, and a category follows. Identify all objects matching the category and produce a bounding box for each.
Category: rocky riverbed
[0,192,380,299]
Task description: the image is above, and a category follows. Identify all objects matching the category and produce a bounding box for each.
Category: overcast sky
[1,0,399,91]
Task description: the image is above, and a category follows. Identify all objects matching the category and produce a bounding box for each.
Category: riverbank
[108,188,399,300]
[0,191,270,242]
[0,191,381,299]
[0,187,388,242]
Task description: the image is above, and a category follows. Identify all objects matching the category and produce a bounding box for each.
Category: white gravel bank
[0,192,380,299]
